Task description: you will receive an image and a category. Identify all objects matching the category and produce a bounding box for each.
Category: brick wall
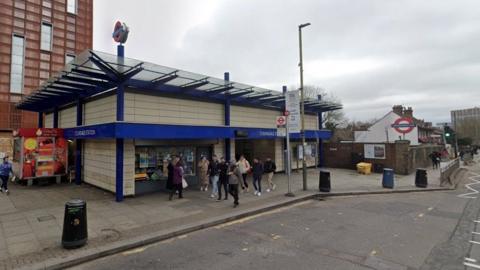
[323,141,442,175]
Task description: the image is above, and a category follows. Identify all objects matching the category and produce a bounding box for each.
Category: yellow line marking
[122,247,147,256]
[215,200,312,229]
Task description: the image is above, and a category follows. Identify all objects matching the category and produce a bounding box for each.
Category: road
[70,170,480,270]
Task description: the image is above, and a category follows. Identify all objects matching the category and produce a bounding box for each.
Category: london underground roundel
[112,21,129,44]
[391,117,415,134]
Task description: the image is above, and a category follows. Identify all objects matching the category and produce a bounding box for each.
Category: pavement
[0,165,454,269]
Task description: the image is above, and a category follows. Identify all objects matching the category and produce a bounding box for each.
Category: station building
[16,50,342,201]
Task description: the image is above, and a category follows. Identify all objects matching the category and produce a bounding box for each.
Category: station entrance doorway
[235,139,275,163]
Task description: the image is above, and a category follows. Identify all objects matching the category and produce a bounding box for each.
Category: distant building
[355,105,442,145]
[0,0,93,157]
[451,107,480,145]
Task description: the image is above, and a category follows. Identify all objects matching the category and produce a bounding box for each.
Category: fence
[440,158,460,185]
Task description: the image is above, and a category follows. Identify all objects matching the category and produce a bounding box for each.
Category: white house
[354,109,419,146]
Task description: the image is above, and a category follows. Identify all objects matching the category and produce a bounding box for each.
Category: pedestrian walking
[429,152,439,169]
[208,155,220,198]
[169,157,184,200]
[237,155,250,192]
[217,157,229,201]
[263,157,277,192]
[165,157,175,191]
[252,158,264,196]
[228,161,242,208]
[0,157,12,195]
[198,156,209,191]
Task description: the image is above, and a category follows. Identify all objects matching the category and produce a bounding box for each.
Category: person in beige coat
[198,156,210,191]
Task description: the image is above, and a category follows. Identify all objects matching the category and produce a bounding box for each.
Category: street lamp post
[298,22,310,191]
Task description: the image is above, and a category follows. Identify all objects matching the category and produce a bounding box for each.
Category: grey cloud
[95,0,480,123]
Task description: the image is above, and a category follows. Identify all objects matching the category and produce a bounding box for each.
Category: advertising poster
[16,129,68,179]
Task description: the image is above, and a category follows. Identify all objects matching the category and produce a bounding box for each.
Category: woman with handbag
[169,157,184,201]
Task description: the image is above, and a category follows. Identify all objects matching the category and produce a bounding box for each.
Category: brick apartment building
[0,0,93,156]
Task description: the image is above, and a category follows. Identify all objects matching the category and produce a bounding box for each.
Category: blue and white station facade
[17,49,342,201]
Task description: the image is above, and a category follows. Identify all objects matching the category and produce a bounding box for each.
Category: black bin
[62,199,88,249]
[319,170,331,192]
[415,169,428,188]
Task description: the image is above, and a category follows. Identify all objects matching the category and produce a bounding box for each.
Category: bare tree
[300,85,347,130]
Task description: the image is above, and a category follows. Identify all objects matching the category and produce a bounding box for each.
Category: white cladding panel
[124,92,224,126]
[84,95,117,125]
[44,113,53,128]
[83,139,134,196]
[59,106,77,128]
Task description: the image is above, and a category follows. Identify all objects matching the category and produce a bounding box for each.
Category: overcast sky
[93,0,480,124]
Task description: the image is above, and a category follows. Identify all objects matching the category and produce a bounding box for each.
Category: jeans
[229,184,239,205]
[0,175,7,190]
[266,172,274,189]
[253,175,262,193]
[211,175,219,195]
[218,178,228,200]
[241,173,248,189]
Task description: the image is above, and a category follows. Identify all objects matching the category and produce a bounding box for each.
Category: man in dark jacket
[217,157,229,201]
[166,156,175,191]
[252,158,264,196]
[263,158,276,192]
[208,155,220,198]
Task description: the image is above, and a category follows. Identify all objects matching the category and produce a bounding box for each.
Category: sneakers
[272,184,277,190]
[266,189,271,193]
[205,187,208,192]
[200,187,204,191]
[210,194,216,198]
[257,192,261,197]
[254,191,258,196]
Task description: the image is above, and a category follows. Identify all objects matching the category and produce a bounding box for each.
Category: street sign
[276,116,286,126]
[391,117,415,134]
[285,90,300,133]
[277,128,286,137]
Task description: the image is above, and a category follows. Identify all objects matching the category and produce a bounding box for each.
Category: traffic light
[444,125,455,144]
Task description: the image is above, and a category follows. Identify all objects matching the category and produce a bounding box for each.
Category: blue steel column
[224,72,231,161]
[317,94,324,167]
[37,112,43,128]
[53,107,58,128]
[75,99,83,185]
[115,44,125,202]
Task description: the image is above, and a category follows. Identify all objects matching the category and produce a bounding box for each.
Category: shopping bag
[182,178,188,189]
[10,175,16,182]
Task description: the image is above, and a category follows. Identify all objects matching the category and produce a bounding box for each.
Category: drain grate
[37,215,56,222]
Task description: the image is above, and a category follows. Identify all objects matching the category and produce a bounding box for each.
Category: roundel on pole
[112,21,129,44]
[391,117,415,134]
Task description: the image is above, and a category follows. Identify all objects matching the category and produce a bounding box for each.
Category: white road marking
[470,240,480,245]
[466,258,478,263]
[458,172,480,199]
[472,232,480,235]
[464,262,480,269]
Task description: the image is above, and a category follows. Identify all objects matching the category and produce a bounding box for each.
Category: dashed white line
[466,258,478,263]
[470,240,480,245]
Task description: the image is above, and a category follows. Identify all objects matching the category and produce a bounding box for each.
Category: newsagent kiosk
[16,50,342,201]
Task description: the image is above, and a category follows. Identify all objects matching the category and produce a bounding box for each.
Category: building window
[67,0,77,14]
[10,34,25,94]
[65,54,75,64]
[40,22,52,51]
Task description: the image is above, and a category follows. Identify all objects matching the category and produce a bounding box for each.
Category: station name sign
[74,129,96,137]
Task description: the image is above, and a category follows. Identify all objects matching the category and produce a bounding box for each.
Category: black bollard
[319,170,331,192]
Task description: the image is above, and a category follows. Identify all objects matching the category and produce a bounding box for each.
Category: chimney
[404,107,413,118]
[392,105,403,116]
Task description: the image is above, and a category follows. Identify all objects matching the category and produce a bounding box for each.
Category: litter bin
[319,170,331,192]
[62,199,88,249]
[382,168,394,189]
[415,168,428,188]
